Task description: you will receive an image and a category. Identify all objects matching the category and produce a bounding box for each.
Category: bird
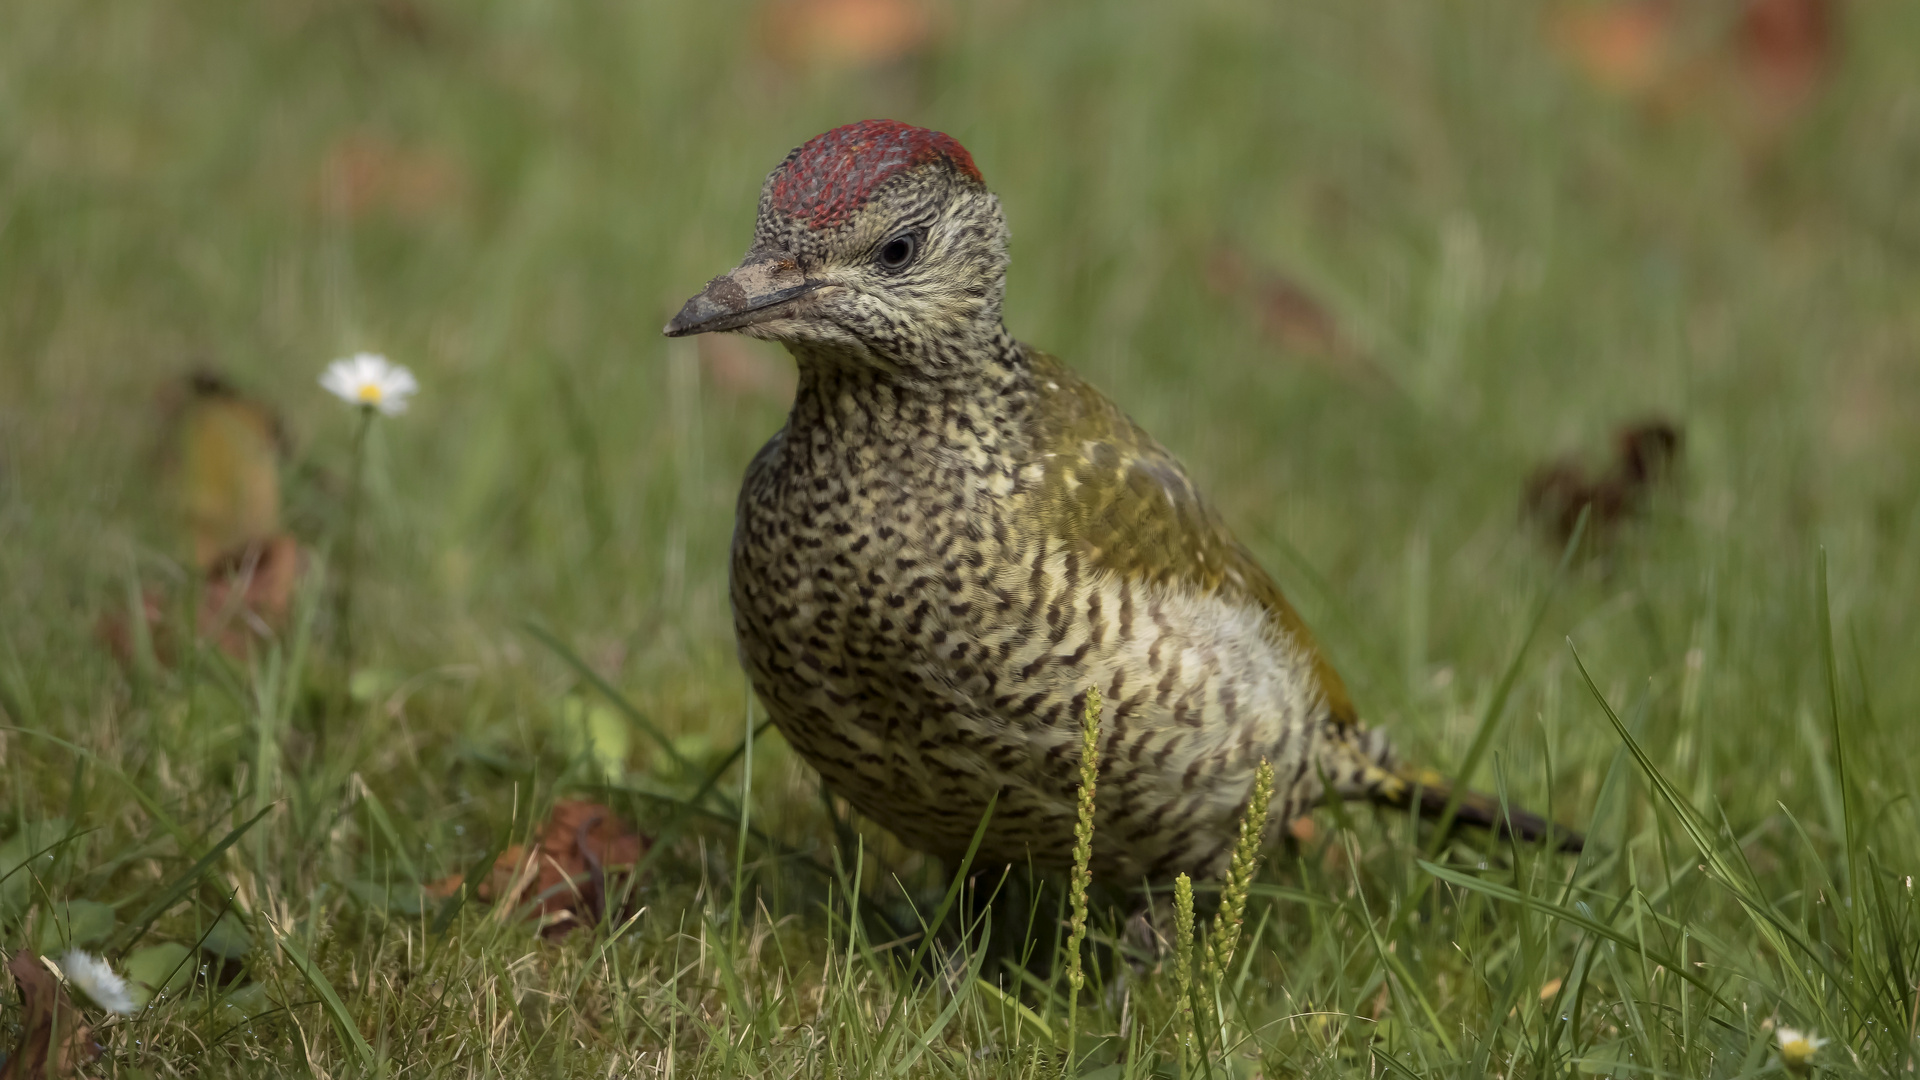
[665,120,1580,881]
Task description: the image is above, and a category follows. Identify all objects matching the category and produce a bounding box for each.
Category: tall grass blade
[1569,641,1842,1030]
[355,781,421,883]
[430,828,512,938]
[275,925,378,1069]
[1428,507,1587,853]
[4,727,192,848]
[522,619,703,786]
[1418,860,1728,1005]
[110,803,274,955]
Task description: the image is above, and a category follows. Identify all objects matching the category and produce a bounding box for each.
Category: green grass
[4,0,1920,1075]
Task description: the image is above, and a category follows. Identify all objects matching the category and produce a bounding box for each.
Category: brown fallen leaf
[426,800,650,936]
[1,953,100,1080]
[759,0,939,71]
[1547,0,1839,143]
[97,532,308,668]
[198,533,307,657]
[1205,247,1389,389]
[1523,417,1682,548]
[1612,418,1683,488]
[1736,0,1837,129]
[316,132,468,222]
[373,0,434,43]
[101,370,308,669]
[1548,0,1678,97]
[161,370,287,572]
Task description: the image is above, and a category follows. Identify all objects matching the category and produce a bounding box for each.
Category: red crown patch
[769,120,982,229]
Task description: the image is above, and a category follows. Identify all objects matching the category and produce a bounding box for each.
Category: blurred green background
[3,0,1920,1073]
[4,0,1915,782]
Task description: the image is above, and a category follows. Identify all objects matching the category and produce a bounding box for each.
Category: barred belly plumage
[730,389,1334,880]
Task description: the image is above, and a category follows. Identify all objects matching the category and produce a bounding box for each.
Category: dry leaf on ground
[1,953,100,1080]
[316,132,468,221]
[427,800,649,936]
[759,0,938,71]
[1736,0,1837,125]
[97,533,307,667]
[1523,418,1683,548]
[1204,248,1388,389]
[1548,0,1840,138]
[1549,0,1678,97]
[162,371,287,571]
[98,372,307,668]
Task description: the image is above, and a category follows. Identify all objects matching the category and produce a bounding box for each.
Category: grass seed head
[1173,872,1197,1063]
[1206,758,1274,982]
[1065,685,1102,994]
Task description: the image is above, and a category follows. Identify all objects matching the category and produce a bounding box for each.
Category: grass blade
[430,828,511,938]
[1568,640,1843,1031]
[4,726,193,848]
[111,803,274,955]
[1418,859,1728,1006]
[1427,507,1588,852]
[355,781,421,883]
[521,620,698,780]
[275,920,377,1069]
[975,975,1052,1041]
[874,790,1000,1057]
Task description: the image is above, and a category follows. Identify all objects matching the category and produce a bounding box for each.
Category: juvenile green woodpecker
[667,120,1579,880]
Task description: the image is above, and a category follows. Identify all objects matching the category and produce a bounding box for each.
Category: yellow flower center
[357,384,384,403]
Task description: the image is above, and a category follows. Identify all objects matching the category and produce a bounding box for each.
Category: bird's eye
[876,233,918,271]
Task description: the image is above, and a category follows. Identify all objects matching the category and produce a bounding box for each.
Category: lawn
[3,0,1919,1075]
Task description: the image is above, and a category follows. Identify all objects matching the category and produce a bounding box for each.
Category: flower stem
[336,406,373,709]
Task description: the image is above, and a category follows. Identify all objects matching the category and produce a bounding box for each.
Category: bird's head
[664,120,1010,374]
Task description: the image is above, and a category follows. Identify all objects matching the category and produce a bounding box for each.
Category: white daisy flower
[320,353,418,415]
[58,949,139,1015]
[1776,1026,1828,1072]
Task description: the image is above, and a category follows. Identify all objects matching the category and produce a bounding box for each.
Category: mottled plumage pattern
[667,120,1577,880]
[733,346,1393,879]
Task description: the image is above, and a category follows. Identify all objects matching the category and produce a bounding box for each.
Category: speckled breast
[727,377,1332,880]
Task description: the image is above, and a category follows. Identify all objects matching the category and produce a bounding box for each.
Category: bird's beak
[662,249,820,337]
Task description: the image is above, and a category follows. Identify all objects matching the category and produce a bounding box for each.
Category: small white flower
[320,353,418,415]
[59,949,139,1015]
[1776,1026,1828,1071]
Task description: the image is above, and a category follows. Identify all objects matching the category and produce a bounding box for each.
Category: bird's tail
[1321,726,1584,853]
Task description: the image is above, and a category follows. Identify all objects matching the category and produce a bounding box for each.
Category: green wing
[1023,348,1359,726]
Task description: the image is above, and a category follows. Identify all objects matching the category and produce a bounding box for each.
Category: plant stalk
[1065,686,1103,1072]
[335,405,373,713]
